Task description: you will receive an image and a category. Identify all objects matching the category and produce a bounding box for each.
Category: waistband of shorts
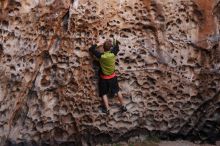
[100,72,116,79]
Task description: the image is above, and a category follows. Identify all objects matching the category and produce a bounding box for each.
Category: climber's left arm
[89,44,101,58]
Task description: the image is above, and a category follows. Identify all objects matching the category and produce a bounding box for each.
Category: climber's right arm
[89,44,101,58]
[111,40,120,55]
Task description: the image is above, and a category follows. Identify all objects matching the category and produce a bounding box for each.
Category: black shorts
[99,76,119,97]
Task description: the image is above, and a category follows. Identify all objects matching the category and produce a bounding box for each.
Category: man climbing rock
[89,39,127,114]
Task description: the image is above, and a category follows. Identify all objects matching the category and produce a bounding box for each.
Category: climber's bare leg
[102,94,110,110]
[117,91,127,112]
[117,91,124,106]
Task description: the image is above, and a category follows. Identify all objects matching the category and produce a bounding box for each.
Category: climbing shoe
[103,108,110,115]
[106,109,110,115]
[120,106,127,112]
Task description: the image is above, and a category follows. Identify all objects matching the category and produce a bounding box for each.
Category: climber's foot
[120,105,127,112]
[98,106,109,114]
[103,108,110,115]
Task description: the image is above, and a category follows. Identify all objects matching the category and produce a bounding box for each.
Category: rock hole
[176,18,182,24]
[109,34,114,38]
[121,28,132,33]
[2,20,9,27]
[137,54,141,59]
[0,44,3,56]
[10,66,15,71]
[6,55,11,62]
[75,47,80,50]
[172,59,177,65]
[157,15,165,22]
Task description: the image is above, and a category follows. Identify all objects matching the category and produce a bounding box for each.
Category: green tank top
[99,51,116,75]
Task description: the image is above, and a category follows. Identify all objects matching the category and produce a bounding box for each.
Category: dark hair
[103,39,112,51]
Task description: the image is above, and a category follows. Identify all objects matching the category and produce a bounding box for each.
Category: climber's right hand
[97,39,105,46]
[116,40,121,45]
[113,39,121,46]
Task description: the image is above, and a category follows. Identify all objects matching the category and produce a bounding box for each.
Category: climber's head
[103,39,113,51]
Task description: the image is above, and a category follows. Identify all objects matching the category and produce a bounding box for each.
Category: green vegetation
[144,133,161,143]
[111,134,161,146]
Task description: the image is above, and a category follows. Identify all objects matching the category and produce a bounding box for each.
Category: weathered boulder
[0,0,220,145]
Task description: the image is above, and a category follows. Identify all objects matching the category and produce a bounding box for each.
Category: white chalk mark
[119,0,125,9]
[73,0,79,9]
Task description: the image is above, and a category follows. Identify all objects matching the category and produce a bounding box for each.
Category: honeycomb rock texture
[0,0,220,145]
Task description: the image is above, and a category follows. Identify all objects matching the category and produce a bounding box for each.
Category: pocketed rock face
[0,0,220,145]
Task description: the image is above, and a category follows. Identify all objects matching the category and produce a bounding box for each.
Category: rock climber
[89,38,127,114]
